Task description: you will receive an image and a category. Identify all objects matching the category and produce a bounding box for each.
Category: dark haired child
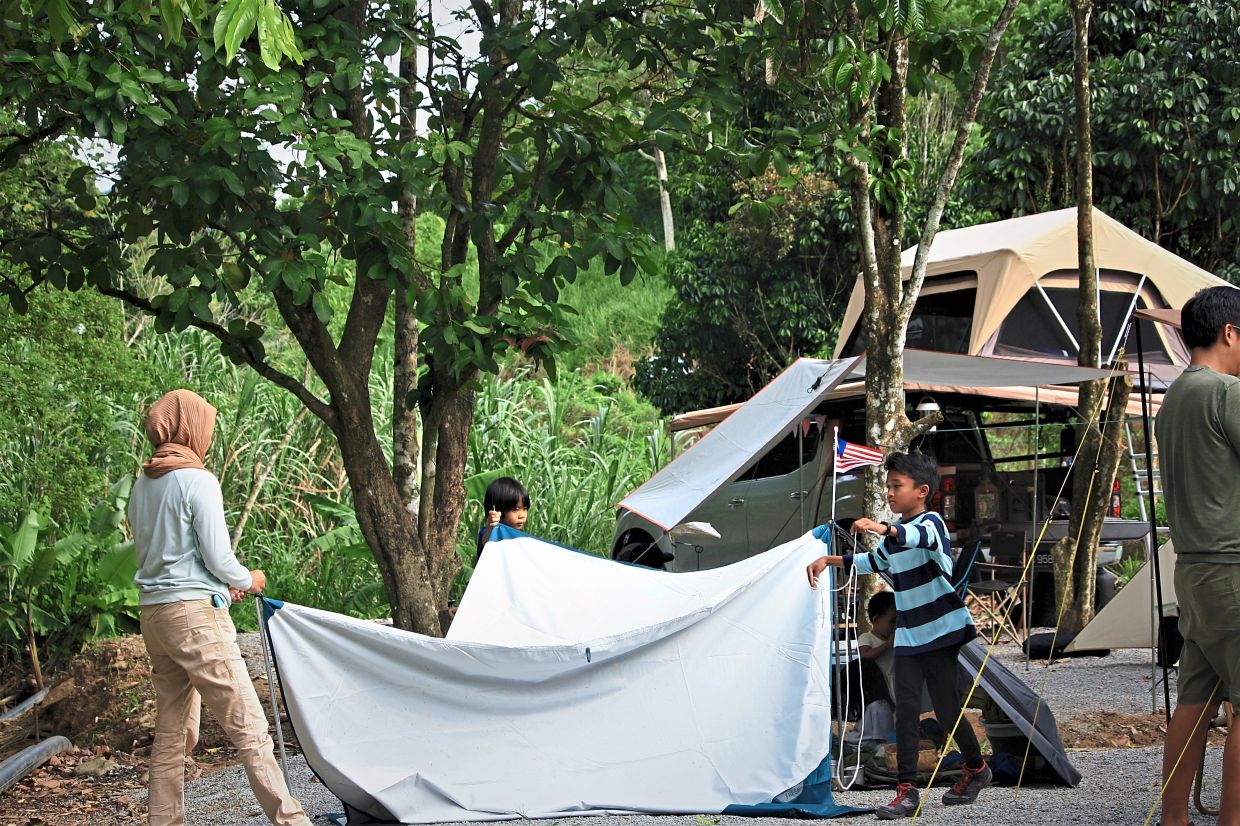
[807,452,990,819]
[843,590,898,753]
[859,590,897,703]
[476,476,531,561]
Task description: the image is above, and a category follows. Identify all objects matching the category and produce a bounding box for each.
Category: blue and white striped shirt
[843,511,975,655]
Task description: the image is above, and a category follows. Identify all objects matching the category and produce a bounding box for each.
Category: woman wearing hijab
[128,389,313,826]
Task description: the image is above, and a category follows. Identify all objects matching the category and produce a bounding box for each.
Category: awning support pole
[1136,321,1172,724]
[1028,387,1040,672]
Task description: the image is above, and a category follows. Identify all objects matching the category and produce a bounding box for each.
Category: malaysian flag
[834,437,884,474]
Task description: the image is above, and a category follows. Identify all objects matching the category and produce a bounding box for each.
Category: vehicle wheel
[612,529,669,570]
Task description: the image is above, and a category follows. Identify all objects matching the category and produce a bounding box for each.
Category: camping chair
[969,530,1028,644]
[952,540,983,599]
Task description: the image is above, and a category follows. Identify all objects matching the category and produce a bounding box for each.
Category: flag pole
[830,427,839,532]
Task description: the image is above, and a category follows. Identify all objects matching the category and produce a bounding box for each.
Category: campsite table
[1007,518,1151,627]
[1023,518,1151,572]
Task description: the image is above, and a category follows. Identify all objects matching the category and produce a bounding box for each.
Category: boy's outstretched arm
[806,555,845,588]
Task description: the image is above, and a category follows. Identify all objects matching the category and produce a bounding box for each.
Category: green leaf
[98,542,139,589]
[312,291,332,324]
[256,0,281,71]
[464,467,518,503]
[29,533,88,588]
[7,510,47,572]
[66,165,91,196]
[221,0,260,62]
[530,69,553,101]
[160,0,185,43]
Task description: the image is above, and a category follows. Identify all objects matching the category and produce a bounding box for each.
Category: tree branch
[96,283,335,425]
[900,0,1022,321]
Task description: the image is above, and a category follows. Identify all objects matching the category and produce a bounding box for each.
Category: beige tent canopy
[833,208,1229,381]
[1065,538,1177,652]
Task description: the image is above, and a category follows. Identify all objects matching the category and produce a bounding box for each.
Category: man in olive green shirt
[1155,285,1240,826]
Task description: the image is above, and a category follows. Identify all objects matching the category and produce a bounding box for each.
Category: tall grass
[557,260,673,375]
[137,331,391,627]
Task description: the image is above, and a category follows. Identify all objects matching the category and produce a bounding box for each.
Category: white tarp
[620,351,1115,532]
[264,528,841,823]
[1066,538,1178,652]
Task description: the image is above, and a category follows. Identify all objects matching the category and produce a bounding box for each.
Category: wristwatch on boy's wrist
[880,521,893,538]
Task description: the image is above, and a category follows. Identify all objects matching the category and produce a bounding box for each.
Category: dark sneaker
[876,783,920,819]
[941,761,993,805]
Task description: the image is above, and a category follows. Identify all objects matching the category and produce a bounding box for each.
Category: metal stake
[255,596,292,785]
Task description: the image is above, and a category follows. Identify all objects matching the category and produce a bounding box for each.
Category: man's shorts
[1175,560,1240,707]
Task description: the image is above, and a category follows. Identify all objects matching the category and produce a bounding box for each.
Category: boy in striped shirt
[807,452,990,819]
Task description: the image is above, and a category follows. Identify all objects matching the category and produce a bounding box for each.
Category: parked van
[612,391,1143,576]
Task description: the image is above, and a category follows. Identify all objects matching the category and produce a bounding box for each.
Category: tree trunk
[333,405,442,635]
[1052,370,1131,632]
[847,0,1021,626]
[394,34,422,520]
[1051,0,1125,634]
[419,385,475,618]
[653,145,675,251]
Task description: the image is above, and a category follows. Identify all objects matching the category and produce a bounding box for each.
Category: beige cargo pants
[140,599,312,826]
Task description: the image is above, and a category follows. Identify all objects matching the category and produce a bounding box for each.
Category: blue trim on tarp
[487,523,667,571]
[723,752,868,818]
[260,596,284,620]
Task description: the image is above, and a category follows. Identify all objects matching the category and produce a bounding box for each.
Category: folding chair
[952,540,983,599]
[969,530,1028,644]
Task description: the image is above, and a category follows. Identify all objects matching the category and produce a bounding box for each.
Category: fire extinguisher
[1110,479,1121,518]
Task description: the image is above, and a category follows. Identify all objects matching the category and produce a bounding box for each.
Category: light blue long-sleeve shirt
[128,468,252,606]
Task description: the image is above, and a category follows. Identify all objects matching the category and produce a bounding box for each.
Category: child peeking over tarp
[476,476,531,561]
[807,452,992,820]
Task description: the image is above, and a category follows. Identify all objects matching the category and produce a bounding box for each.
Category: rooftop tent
[261,528,862,823]
[833,208,1230,382]
[618,350,1115,533]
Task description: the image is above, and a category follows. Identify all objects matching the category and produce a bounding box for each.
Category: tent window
[904,289,977,353]
[993,289,1076,358]
[841,286,977,356]
[746,422,823,480]
[996,287,1173,361]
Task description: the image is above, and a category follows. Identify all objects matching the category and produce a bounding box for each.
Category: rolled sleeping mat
[0,735,73,795]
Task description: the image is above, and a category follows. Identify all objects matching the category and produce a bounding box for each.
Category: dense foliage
[635,155,854,414]
[0,0,728,633]
[971,0,1240,281]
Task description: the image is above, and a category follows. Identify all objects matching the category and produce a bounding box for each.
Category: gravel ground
[177,635,1217,826]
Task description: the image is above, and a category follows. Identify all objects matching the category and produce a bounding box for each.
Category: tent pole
[255,597,292,785]
[798,424,806,534]
[830,428,839,532]
[1136,321,1172,724]
[1028,388,1040,672]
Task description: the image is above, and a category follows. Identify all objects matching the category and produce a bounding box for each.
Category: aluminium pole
[1136,320,1172,723]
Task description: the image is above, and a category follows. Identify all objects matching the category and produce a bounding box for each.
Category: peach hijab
[142,389,217,478]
